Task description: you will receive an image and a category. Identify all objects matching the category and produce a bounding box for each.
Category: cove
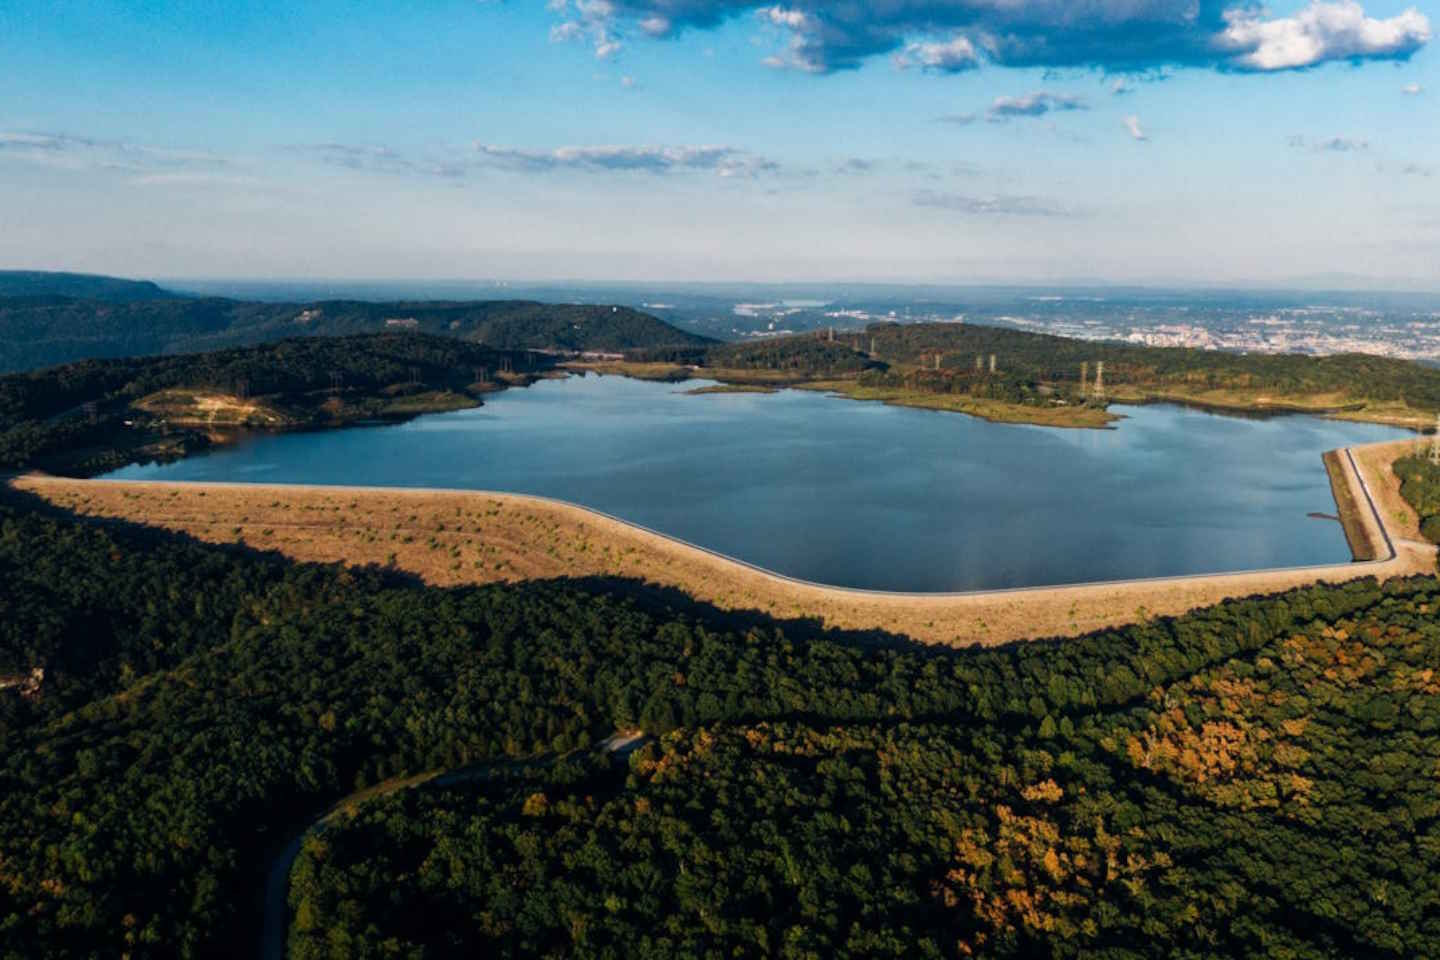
[103,373,1412,592]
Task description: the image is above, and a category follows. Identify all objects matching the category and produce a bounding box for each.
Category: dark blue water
[104,374,1410,591]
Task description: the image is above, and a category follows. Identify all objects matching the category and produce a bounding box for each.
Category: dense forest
[1395,453,1440,543]
[1,477,1439,957]
[0,291,709,373]
[0,333,549,475]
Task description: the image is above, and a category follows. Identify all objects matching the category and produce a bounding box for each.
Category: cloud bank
[913,188,1075,217]
[986,91,1088,121]
[545,1,1430,75]
[0,131,223,176]
[476,142,780,177]
[1288,134,1370,152]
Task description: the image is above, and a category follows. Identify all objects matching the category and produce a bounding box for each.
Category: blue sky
[0,0,1435,286]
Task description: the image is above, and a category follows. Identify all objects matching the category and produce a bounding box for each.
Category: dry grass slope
[13,441,1432,647]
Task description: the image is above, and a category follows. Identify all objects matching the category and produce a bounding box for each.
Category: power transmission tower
[1093,361,1106,401]
[82,401,98,425]
[410,366,421,385]
[989,354,997,374]
[329,371,343,395]
[1081,362,1089,396]
[870,336,877,356]
[934,353,941,371]
[828,327,835,342]
[235,379,249,400]
[1431,413,1440,465]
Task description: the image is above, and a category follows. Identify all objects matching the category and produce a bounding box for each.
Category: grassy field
[796,379,1120,428]
[1108,386,1434,429]
[15,448,1431,648]
[572,362,1120,428]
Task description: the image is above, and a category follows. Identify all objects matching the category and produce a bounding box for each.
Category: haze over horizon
[2,1,1436,287]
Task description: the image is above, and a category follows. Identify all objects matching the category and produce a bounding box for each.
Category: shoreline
[573,362,1432,433]
[13,440,1433,647]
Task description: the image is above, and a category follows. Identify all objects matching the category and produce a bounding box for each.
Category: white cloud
[759,6,814,31]
[1288,134,1370,151]
[1123,115,1148,141]
[986,91,1088,121]
[1219,1,1431,71]
[1402,82,1423,95]
[548,0,624,60]
[549,21,583,42]
[895,35,981,73]
[476,142,781,177]
[913,188,1077,218]
[0,130,226,177]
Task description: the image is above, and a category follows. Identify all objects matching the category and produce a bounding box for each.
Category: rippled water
[105,373,1411,591]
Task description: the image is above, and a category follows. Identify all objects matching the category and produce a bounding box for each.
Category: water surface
[106,374,1410,591]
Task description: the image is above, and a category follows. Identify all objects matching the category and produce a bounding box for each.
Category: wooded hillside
[0,294,710,373]
[0,332,547,475]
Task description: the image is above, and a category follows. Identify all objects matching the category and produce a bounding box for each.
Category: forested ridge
[0,333,552,475]
[0,271,177,303]
[0,294,709,373]
[639,322,1440,416]
[2,481,1439,957]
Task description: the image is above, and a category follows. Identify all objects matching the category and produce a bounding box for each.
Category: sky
[0,0,1436,287]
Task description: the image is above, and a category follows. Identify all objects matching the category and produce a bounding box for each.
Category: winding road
[259,733,648,960]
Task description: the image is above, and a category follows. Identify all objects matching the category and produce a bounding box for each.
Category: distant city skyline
[1,1,1436,287]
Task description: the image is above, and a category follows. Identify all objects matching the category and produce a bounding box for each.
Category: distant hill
[0,295,713,373]
[0,271,177,302]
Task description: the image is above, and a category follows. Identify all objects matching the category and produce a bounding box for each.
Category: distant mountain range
[0,272,713,374]
[0,271,178,303]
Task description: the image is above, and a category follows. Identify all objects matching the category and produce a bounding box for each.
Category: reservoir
[104,373,1412,592]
